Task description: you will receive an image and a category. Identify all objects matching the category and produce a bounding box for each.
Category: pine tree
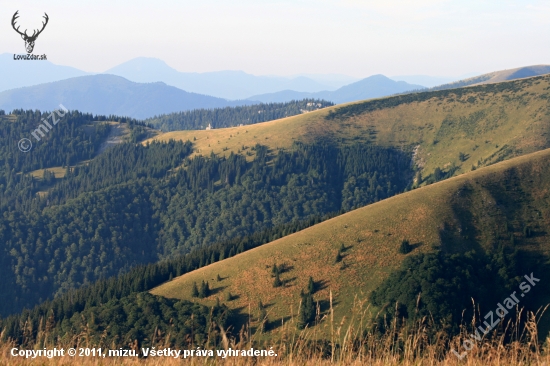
[216,274,222,282]
[335,251,342,263]
[225,292,232,301]
[199,280,210,298]
[271,263,279,277]
[273,272,282,288]
[298,291,315,329]
[307,276,315,294]
[191,282,199,297]
[399,239,412,254]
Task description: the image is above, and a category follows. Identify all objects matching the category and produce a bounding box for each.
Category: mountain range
[2,65,550,362]
[0,74,255,119]
[0,55,353,100]
[0,53,89,93]
[2,54,550,120]
[104,57,343,100]
[246,74,425,103]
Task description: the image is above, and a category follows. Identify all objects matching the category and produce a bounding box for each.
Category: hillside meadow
[147,74,550,179]
[152,147,550,342]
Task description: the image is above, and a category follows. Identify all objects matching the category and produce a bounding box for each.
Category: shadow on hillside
[283,277,297,286]
[210,285,227,296]
[410,242,423,251]
[266,316,293,331]
[340,244,353,252]
[318,298,340,317]
[279,263,294,274]
[313,279,330,292]
[441,177,550,341]
[227,293,241,301]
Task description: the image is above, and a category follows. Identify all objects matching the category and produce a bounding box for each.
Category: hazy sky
[1,0,549,77]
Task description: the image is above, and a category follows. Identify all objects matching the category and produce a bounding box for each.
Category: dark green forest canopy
[0,109,148,211]
[0,111,414,316]
[0,213,334,348]
[144,99,334,131]
[2,292,231,349]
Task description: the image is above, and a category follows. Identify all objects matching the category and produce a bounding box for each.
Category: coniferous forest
[144,99,334,131]
[0,108,413,318]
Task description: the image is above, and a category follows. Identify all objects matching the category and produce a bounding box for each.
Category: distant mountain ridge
[104,57,337,99]
[0,75,257,119]
[246,74,425,104]
[0,53,90,93]
[429,65,550,91]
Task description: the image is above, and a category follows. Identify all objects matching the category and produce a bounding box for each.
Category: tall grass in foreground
[1,294,549,365]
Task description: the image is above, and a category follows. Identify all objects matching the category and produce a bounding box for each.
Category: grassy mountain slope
[152,147,550,337]
[431,65,550,91]
[148,73,550,178]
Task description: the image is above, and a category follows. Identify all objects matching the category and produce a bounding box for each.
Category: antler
[29,13,49,39]
[11,11,49,39]
[11,11,26,37]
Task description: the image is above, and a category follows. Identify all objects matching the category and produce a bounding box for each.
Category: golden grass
[152,147,550,341]
[2,303,549,365]
[145,76,550,177]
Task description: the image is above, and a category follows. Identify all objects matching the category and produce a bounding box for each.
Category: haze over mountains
[0,53,89,93]
[389,73,479,87]
[246,74,425,103]
[2,54,550,120]
[0,55,352,100]
[104,57,344,100]
[0,75,255,119]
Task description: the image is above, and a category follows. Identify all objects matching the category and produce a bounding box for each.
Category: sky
[1,0,549,78]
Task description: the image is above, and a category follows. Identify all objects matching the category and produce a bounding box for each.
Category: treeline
[0,212,337,347]
[0,139,412,316]
[144,99,334,131]
[1,109,110,174]
[0,109,149,211]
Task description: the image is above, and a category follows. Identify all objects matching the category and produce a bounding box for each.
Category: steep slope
[149,73,550,179]
[152,147,550,338]
[246,74,423,103]
[0,75,257,119]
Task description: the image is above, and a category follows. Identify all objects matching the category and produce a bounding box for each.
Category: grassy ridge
[147,74,550,177]
[152,147,550,339]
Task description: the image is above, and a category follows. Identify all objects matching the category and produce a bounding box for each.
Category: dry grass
[152,147,550,341]
[1,301,549,365]
[145,75,550,178]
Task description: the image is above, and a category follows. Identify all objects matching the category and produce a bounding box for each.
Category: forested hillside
[143,99,333,131]
[153,73,550,179]
[153,147,550,341]
[0,109,414,315]
[0,213,334,348]
[3,75,550,354]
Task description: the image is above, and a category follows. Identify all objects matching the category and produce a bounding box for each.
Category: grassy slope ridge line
[152,147,550,339]
[147,74,550,177]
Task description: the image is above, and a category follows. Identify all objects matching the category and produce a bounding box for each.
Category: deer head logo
[12,11,49,54]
